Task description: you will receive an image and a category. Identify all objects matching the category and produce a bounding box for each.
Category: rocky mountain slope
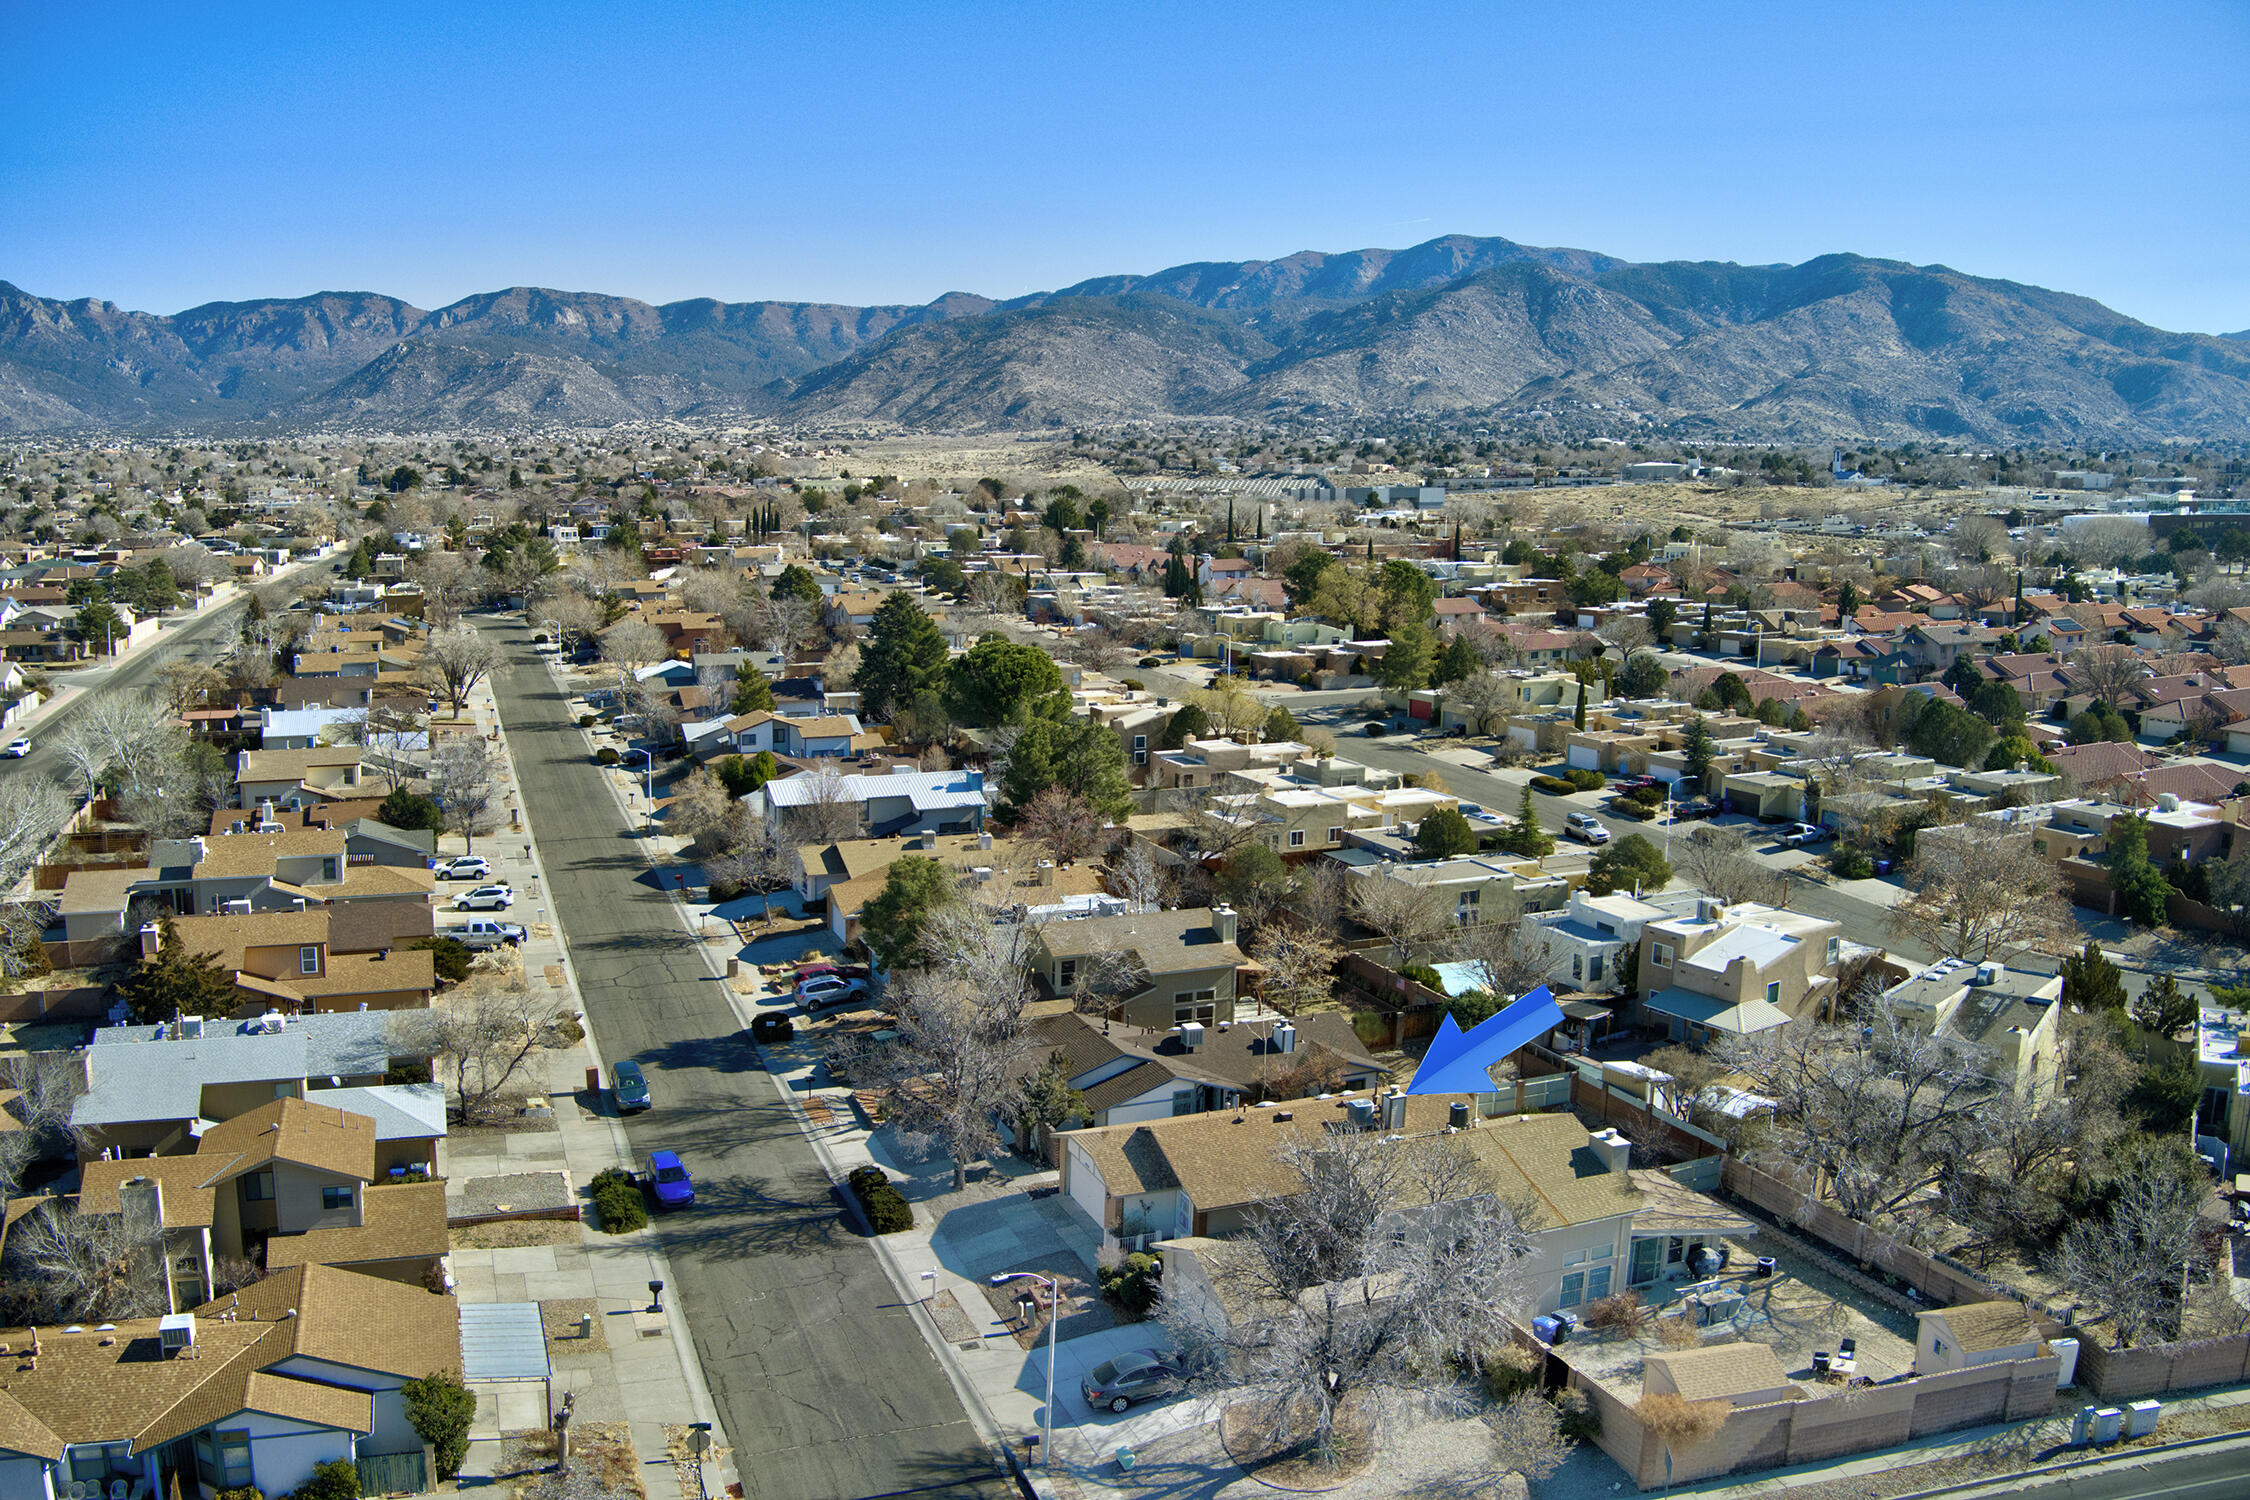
[4,236,2248,442]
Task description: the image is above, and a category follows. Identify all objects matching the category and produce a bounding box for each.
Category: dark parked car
[612,1060,651,1112]
[647,1150,694,1208]
[1081,1349,1187,1414]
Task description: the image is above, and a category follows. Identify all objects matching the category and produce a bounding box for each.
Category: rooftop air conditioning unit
[158,1313,195,1355]
[1180,1021,1206,1052]
[1271,1022,1297,1054]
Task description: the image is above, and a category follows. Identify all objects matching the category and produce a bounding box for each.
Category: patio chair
[1838,1336,1857,1362]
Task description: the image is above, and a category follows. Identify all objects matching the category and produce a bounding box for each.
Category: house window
[1057,959,1077,990]
[1327,826,1343,843]
[1289,829,1306,848]
[1587,1265,1612,1301]
[1826,936,1840,966]
[1571,953,1583,981]
[324,859,341,881]
[1588,954,1604,984]
[1456,890,1480,926]
[1559,1271,1585,1308]
[321,1185,354,1212]
[1173,990,1216,1023]
[1932,1338,1947,1359]
[199,1430,252,1488]
[243,1171,274,1202]
[1652,943,1673,968]
[1765,980,1782,1006]
[299,946,320,975]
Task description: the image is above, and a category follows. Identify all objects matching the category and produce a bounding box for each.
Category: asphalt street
[1927,1437,2250,1500]
[480,617,1011,1500]
[0,586,262,793]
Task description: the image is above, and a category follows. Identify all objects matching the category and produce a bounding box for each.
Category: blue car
[647,1150,693,1208]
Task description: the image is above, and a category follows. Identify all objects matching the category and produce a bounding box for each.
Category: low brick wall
[1722,1159,2004,1309]
[1571,1352,2059,1490]
[2076,1332,2250,1400]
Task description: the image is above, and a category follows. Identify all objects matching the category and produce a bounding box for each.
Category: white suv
[1563,812,1611,845]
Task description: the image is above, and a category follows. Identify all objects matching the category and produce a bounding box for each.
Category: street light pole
[992,1271,1058,1465]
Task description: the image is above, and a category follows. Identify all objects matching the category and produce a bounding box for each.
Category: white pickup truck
[452,918,527,951]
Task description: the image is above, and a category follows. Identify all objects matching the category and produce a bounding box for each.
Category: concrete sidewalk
[435,660,737,1500]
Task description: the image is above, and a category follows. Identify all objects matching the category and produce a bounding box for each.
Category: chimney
[119,1175,164,1230]
[1589,1127,1631,1175]
[1212,905,1237,945]
[139,923,162,961]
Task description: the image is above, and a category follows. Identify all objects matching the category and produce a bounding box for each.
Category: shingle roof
[1932,1299,2039,1353]
[306,1083,447,1141]
[76,1011,397,1129]
[1644,1343,1795,1402]
[78,1156,220,1228]
[1036,908,1246,972]
[263,1182,449,1270]
[1078,1061,1178,1115]
[195,1097,376,1184]
[215,1261,462,1378]
[192,828,346,878]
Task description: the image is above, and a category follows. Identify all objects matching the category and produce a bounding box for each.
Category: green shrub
[1828,846,1876,880]
[589,1166,648,1233]
[407,935,472,985]
[1119,679,1145,692]
[579,714,596,728]
[848,1165,913,1234]
[404,1369,477,1480]
[1563,768,1606,791]
[1479,1343,1540,1402]
[290,1460,361,1500]
[1399,962,1444,991]
[1621,783,1668,807]
[216,1489,262,1500]
[1528,774,1577,796]
[1138,656,1162,669]
[1553,1385,1602,1441]
[1097,1251,1163,1318]
[597,747,621,766]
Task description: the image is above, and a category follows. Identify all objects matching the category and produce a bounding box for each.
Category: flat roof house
[1635,899,1846,1044]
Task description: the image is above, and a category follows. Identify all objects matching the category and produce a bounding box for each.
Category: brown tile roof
[196,1097,375,1184]
[214,1262,462,1378]
[235,748,364,784]
[78,1157,220,1229]
[331,862,436,898]
[296,949,436,999]
[172,910,332,970]
[1932,1299,2038,1353]
[241,1370,373,1433]
[1078,1061,1177,1115]
[264,1182,450,1270]
[192,828,346,877]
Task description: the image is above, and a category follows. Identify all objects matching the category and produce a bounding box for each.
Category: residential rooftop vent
[158,1313,195,1355]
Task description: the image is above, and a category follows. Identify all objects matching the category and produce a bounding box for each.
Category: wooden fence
[0,984,109,1024]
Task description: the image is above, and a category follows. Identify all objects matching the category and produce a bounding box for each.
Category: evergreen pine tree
[1681,714,1714,790]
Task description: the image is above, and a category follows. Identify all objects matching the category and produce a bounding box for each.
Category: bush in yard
[404,1369,478,1480]
[848,1165,913,1233]
[1399,962,1444,992]
[1528,774,1578,796]
[579,713,596,728]
[1564,768,1606,791]
[597,747,620,766]
[216,1489,262,1500]
[1478,1342,1540,1402]
[1583,1292,1650,1334]
[1553,1385,1601,1441]
[290,1460,361,1500]
[589,1166,647,1233]
[1097,1251,1162,1318]
[1828,845,1876,879]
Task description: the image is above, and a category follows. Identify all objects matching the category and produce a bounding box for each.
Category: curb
[1884,1426,2250,1499]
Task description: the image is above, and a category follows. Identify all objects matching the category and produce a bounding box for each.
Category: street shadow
[635,1033,767,1079]
[642,1165,860,1260]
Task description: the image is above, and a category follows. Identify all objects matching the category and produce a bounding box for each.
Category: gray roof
[77,1012,397,1129]
[307,1083,448,1141]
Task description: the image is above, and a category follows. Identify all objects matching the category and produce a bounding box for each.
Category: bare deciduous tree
[2063,643,2148,706]
[0,1194,167,1326]
[1889,825,2073,964]
[777,765,864,844]
[0,1052,85,1199]
[532,592,601,656]
[1252,925,1344,1016]
[1110,838,1168,911]
[1443,917,1552,1002]
[428,736,501,853]
[1349,876,1447,968]
[1162,1130,1534,1471]
[1490,1390,1576,1484]
[1714,1010,1993,1229]
[389,953,562,1124]
[422,623,504,716]
[2048,1168,2211,1347]
[1014,787,1105,866]
[1669,824,1787,907]
[866,907,1041,1189]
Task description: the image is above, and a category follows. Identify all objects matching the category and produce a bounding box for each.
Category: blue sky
[3,1,2246,332]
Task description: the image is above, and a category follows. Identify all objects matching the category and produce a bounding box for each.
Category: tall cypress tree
[858,592,950,722]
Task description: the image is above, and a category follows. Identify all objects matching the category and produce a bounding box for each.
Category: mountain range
[6,234,2250,443]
